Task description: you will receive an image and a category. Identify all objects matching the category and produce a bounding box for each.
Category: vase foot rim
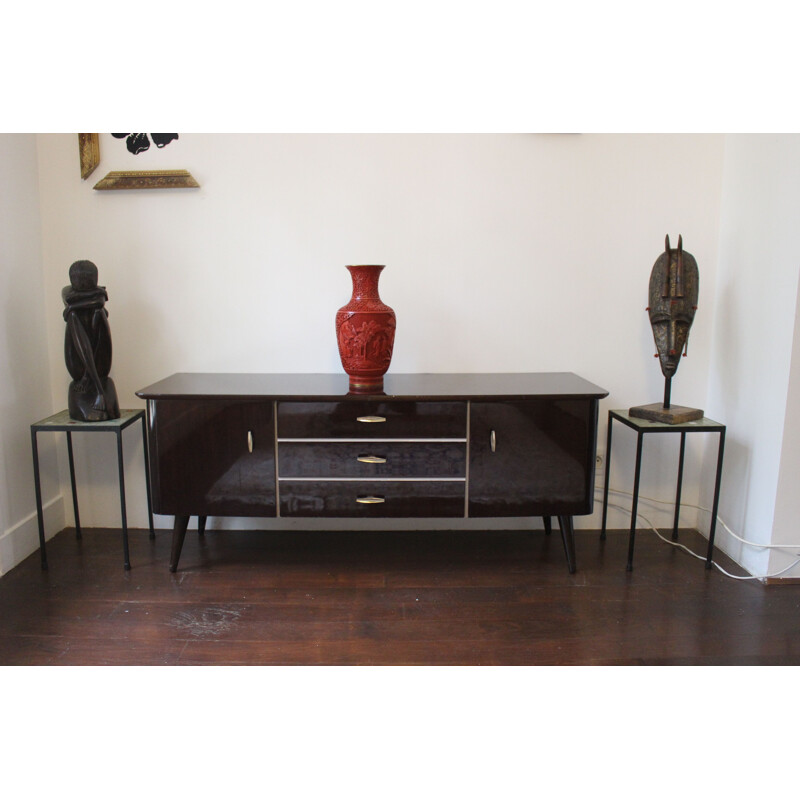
[348,378,385,392]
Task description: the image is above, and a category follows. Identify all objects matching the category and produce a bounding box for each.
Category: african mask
[647,235,698,379]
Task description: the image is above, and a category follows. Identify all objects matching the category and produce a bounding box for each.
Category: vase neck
[347,265,385,300]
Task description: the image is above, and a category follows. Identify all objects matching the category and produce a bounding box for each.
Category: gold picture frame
[78,133,100,180]
[93,169,200,191]
[80,134,200,190]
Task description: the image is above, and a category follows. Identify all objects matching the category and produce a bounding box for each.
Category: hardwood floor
[1,525,798,665]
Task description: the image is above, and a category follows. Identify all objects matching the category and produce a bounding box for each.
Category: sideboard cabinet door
[148,400,276,516]
[468,400,598,517]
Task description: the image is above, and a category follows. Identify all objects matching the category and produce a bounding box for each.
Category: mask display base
[629,377,703,424]
[628,402,704,425]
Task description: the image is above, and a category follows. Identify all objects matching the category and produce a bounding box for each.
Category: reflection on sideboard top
[136,373,609,402]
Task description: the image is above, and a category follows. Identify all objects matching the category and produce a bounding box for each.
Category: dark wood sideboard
[136,373,608,572]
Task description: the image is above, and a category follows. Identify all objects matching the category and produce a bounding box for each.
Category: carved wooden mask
[647,235,699,379]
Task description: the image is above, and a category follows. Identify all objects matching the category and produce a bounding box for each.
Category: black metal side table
[600,409,726,571]
[31,409,155,570]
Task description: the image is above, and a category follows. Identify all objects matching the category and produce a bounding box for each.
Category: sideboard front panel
[468,400,598,517]
[149,399,276,516]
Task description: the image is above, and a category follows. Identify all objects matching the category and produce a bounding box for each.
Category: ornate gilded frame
[79,134,200,190]
[93,170,200,190]
[78,133,100,179]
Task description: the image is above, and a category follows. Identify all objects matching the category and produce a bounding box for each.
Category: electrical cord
[603,486,800,550]
[596,486,800,581]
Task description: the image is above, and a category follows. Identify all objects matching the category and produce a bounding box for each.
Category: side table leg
[198,515,207,536]
[672,432,686,541]
[601,413,613,541]
[557,515,577,574]
[116,430,131,570]
[627,432,644,571]
[542,516,551,536]
[170,515,190,572]
[66,431,82,540]
[30,429,48,570]
[706,429,726,569]
[140,414,155,539]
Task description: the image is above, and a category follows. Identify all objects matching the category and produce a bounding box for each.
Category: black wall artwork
[111,133,179,155]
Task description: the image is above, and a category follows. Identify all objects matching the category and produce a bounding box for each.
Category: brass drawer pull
[247,431,254,453]
[490,430,496,452]
[357,455,387,464]
[357,415,386,423]
[356,495,385,504]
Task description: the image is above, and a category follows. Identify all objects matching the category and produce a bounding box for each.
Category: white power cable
[598,487,800,582]
[603,486,800,550]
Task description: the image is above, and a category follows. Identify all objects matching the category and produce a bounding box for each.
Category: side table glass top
[31,409,144,431]
[610,409,724,432]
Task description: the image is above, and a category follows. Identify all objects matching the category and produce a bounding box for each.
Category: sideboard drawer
[280,480,465,517]
[279,441,466,478]
[277,401,467,439]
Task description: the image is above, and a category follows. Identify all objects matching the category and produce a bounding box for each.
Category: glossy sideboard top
[136,372,608,401]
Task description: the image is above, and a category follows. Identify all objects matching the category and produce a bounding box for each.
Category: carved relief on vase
[336,316,396,368]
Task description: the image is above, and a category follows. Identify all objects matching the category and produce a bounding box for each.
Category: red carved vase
[335,264,396,393]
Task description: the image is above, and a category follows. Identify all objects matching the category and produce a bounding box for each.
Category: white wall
[769,256,800,577]
[704,134,800,578]
[33,133,726,541]
[0,135,63,575]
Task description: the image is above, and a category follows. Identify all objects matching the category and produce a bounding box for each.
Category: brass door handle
[357,455,387,464]
[247,431,254,453]
[356,495,385,504]
[357,415,386,423]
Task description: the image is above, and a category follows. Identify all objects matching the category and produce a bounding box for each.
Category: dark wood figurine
[630,235,703,424]
[62,260,120,422]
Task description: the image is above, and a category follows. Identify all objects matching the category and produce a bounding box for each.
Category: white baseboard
[0,495,65,576]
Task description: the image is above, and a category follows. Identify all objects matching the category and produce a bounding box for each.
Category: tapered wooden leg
[542,517,552,535]
[170,515,190,573]
[198,515,207,536]
[558,515,577,574]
